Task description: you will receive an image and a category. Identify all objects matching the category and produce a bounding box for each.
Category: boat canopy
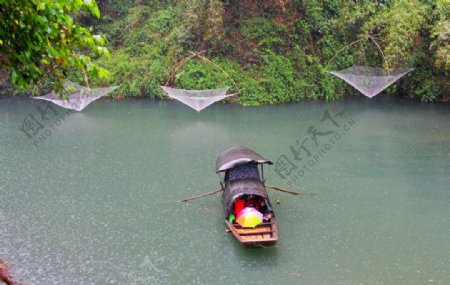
[221,179,272,216]
[215,145,273,173]
[226,163,260,181]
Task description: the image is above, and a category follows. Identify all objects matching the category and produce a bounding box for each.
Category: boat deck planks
[226,218,278,246]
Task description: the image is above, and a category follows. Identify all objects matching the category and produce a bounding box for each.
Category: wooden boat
[216,145,278,247]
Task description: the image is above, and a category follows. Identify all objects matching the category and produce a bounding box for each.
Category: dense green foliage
[2,0,449,102]
[91,0,448,103]
[358,0,449,102]
[0,0,109,92]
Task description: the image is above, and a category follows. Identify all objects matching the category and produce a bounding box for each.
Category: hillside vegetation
[88,0,448,104]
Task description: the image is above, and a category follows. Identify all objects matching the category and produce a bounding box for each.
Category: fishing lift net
[161,51,238,112]
[329,65,413,98]
[33,80,119,111]
[160,86,233,112]
[327,35,415,98]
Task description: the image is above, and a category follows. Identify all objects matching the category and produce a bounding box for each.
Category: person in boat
[230,197,245,223]
[252,197,272,221]
[226,162,261,223]
[245,194,255,208]
[234,197,245,215]
[231,193,272,223]
[217,145,278,246]
[221,156,274,224]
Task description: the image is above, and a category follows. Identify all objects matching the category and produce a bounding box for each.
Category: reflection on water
[1,96,449,284]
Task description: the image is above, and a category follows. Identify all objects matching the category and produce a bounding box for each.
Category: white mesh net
[329,65,413,98]
[33,80,119,111]
[160,86,233,112]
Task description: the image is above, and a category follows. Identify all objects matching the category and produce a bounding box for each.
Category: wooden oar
[264,184,317,196]
[175,188,223,203]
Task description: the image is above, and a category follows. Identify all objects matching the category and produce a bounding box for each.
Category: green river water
[1,95,449,284]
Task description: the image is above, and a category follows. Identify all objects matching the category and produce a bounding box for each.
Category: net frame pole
[326,35,390,75]
[164,51,241,94]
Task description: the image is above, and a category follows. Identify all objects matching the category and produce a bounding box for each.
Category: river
[1,95,449,284]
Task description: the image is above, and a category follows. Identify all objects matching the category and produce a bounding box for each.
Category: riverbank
[1,2,448,105]
[1,84,449,105]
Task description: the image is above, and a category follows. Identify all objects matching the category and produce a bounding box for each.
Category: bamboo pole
[326,37,368,68]
[194,52,241,94]
[326,35,389,74]
[368,35,390,74]
[164,50,241,94]
[164,51,206,86]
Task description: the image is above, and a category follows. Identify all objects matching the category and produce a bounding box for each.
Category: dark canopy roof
[221,179,272,216]
[227,163,260,181]
[215,145,273,173]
